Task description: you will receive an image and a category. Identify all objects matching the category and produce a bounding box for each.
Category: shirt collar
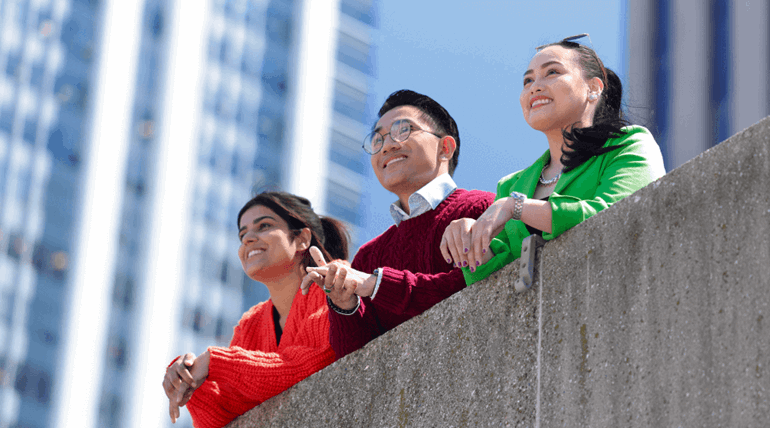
[389,173,457,225]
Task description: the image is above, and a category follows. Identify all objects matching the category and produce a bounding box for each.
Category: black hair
[539,41,630,171]
[377,89,461,176]
[237,192,349,269]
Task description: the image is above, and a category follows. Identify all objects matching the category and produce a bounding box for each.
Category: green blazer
[464,125,666,285]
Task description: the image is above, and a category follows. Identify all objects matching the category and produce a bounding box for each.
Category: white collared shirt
[389,173,457,226]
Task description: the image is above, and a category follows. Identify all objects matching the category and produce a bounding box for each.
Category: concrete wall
[226,117,770,427]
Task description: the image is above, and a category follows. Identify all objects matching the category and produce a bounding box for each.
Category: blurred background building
[0,0,376,427]
[625,0,770,170]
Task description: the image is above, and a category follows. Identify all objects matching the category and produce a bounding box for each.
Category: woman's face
[237,204,306,282]
[519,45,598,134]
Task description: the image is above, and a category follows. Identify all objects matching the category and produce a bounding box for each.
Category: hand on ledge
[163,350,210,423]
[440,210,502,271]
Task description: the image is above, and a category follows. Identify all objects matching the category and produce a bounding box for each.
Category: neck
[262,263,304,321]
[543,129,566,172]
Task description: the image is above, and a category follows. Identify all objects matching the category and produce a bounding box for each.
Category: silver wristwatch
[509,191,527,221]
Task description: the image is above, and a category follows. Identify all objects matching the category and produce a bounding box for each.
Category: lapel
[517,150,550,197]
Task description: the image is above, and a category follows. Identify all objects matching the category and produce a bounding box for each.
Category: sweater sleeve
[328,297,383,359]
[185,298,335,428]
[369,192,494,315]
[328,248,386,359]
[547,128,665,238]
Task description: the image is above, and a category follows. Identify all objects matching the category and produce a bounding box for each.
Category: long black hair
[538,40,630,171]
[237,192,349,269]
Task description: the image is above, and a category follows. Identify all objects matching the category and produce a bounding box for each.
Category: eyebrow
[523,60,562,77]
[372,118,415,134]
[239,215,275,233]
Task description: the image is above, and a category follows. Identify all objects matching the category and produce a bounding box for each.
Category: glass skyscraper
[1,0,376,427]
[0,0,105,427]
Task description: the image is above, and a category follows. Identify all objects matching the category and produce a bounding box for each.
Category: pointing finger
[309,246,327,267]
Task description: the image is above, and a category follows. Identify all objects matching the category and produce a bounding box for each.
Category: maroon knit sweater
[329,188,494,358]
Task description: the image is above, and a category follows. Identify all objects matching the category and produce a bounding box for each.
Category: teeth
[385,156,406,168]
[248,249,264,258]
[532,98,551,107]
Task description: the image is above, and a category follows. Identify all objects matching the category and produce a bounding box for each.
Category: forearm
[519,198,552,233]
[206,344,336,402]
[328,298,382,358]
[370,267,466,317]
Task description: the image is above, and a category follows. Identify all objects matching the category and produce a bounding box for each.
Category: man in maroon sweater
[301,90,494,358]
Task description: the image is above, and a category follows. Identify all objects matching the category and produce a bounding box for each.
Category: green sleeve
[546,128,665,239]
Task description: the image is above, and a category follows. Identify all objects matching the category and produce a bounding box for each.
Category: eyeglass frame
[362,119,444,155]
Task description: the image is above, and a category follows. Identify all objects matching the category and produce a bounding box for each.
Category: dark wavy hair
[378,89,461,176]
[538,40,630,171]
[237,192,349,268]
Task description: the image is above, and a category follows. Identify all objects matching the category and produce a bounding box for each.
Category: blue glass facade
[93,1,170,426]
[0,0,103,427]
[324,0,377,246]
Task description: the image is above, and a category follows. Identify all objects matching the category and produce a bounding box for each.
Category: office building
[626,0,770,170]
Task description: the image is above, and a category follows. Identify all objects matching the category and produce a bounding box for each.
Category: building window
[7,233,26,260]
[107,335,128,369]
[112,273,135,310]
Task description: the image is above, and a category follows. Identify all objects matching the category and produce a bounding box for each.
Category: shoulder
[607,125,656,148]
[235,299,271,332]
[442,188,495,216]
[352,225,397,269]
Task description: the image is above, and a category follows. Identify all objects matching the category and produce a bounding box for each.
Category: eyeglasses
[362,119,442,155]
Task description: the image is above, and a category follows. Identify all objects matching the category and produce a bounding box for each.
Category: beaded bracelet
[327,295,360,316]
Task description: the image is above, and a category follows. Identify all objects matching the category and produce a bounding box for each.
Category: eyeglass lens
[364,119,412,154]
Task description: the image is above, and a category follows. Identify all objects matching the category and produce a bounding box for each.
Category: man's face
[370,105,446,197]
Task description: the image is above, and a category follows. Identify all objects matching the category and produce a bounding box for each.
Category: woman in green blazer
[440,35,666,285]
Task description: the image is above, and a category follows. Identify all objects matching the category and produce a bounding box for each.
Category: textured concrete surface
[227,117,770,427]
[228,263,540,427]
[538,116,770,427]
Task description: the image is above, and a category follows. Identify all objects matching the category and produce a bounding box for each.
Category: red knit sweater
[185,285,335,428]
[329,188,494,358]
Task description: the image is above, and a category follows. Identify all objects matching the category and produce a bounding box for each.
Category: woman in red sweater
[162,192,348,427]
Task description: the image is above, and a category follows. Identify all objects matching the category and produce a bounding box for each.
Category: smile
[383,156,407,168]
[247,249,264,258]
[530,97,552,108]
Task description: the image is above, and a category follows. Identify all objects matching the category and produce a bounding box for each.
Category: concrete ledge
[227,116,770,427]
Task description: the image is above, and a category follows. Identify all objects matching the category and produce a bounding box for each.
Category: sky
[357,0,625,244]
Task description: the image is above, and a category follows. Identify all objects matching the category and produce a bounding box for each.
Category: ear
[295,227,312,252]
[439,136,457,161]
[588,76,604,98]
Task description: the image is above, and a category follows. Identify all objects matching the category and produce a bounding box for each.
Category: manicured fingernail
[463,248,469,253]
[470,266,475,272]
[462,261,468,267]
[482,248,487,254]
[447,258,452,263]
[476,260,480,266]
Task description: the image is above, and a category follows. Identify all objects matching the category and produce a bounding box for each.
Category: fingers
[322,263,340,292]
[170,398,179,423]
[309,246,327,267]
[300,270,318,295]
[176,353,196,388]
[439,232,452,265]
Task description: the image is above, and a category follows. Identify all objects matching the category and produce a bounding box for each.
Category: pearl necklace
[539,163,562,186]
